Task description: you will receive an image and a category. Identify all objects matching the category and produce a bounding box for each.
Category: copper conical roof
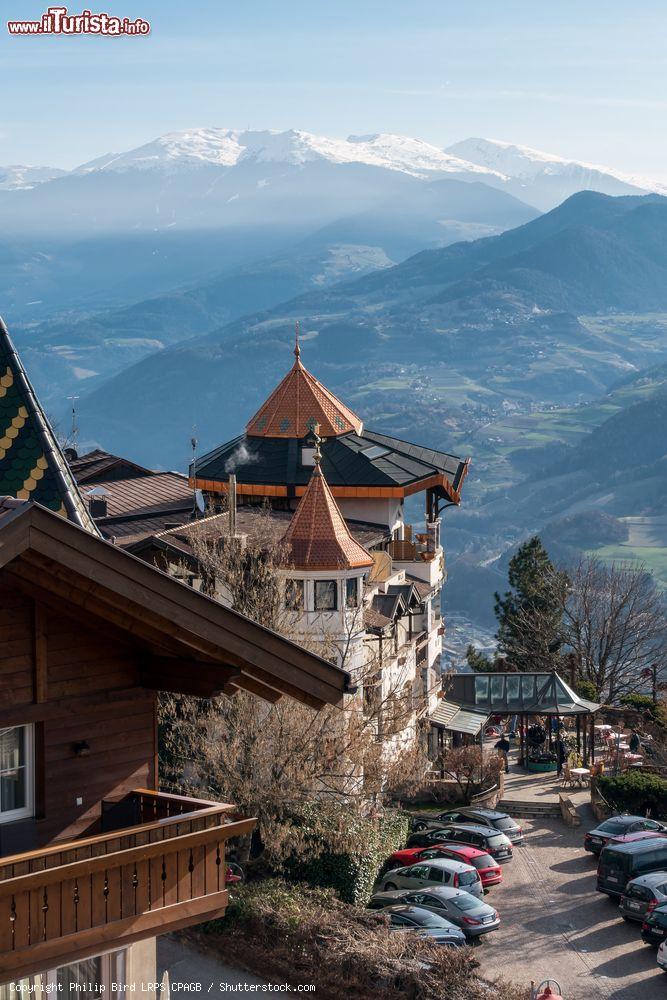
[246,340,363,439]
[281,463,373,571]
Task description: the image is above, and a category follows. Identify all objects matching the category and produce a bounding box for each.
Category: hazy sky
[2,0,666,177]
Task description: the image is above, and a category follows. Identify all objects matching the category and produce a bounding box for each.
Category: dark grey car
[413,807,523,845]
[369,886,500,937]
[619,871,667,922]
[374,904,467,946]
[406,823,513,862]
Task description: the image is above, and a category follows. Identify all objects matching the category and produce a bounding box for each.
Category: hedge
[598,771,667,818]
[285,806,410,905]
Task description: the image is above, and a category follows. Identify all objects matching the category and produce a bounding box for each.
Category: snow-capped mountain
[74,128,505,181]
[446,138,666,211]
[0,164,66,190]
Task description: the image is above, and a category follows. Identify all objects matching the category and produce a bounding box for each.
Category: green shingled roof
[0,318,97,532]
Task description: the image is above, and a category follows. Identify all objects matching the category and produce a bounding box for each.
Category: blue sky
[1,0,666,177]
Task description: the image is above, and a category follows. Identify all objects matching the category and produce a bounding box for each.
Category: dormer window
[314,580,337,611]
[285,578,304,611]
[0,724,33,823]
[301,447,316,467]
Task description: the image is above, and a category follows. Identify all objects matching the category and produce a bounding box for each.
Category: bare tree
[159,510,430,863]
[563,557,667,704]
[435,745,502,804]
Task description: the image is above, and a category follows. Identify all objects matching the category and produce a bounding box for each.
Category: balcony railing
[0,789,255,983]
[388,522,442,564]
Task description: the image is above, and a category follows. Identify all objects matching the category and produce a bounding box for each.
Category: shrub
[286,805,410,905]
[575,678,598,702]
[198,878,529,1000]
[598,771,667,818]
[620,694,667,728]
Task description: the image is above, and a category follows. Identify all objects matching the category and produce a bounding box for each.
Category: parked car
[377,858,483,898]
[369,886,500,938]
[383,844,502,888]
[407,823,513,862]
[642,902,667,946]
[411,807,523,846]
[585,816,667,855]
[657,938,667,972]
[374,904,467,946]
[597,838,667,898]
[619,872,667,923]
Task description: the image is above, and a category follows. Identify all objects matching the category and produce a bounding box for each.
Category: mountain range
[1,129,664,240]
[72,191,667,466]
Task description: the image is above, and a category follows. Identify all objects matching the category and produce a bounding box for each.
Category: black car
[406,823,513,862]
[375,904,467,946]
[642,902,667,946]
[412,807,523,846]
[585,815,667,855]
[597,838,667,898]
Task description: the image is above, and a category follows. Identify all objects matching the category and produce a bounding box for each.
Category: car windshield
[453,894,481,911]
[414,912,449,928]
[598,819,634,834]
[471,854,495,869]
[487,834,509,847]
[458,870,478,886]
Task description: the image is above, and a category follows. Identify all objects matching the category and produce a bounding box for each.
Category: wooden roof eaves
[0,504,350,707]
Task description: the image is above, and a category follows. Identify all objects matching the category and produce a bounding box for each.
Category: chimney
[85,486,109,520]
[228,474,237,537]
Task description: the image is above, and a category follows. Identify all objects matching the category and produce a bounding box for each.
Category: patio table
[570,767,591,787]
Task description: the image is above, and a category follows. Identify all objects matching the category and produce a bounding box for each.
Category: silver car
[619,871,667,922]
[377,858,483,898]
[369,886,500,937]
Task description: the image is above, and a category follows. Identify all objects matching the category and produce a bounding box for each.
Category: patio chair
[560,764,576,788]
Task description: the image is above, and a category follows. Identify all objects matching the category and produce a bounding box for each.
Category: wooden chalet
[0,321,349,987]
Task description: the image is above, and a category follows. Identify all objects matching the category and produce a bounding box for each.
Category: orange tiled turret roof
[246,337,363,439]
[281,463,374,571]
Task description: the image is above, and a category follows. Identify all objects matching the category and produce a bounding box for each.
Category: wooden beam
[141,656,241,698]
[32,600,48,703]
[0,687,147,728]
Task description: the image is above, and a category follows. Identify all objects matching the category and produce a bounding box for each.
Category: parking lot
[477,815,666,1000]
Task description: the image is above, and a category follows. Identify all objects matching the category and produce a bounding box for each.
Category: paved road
[157,934,267,993]
[476,817,666,1000]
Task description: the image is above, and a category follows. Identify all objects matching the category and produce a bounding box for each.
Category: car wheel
[621,915,632,922]
[384,882,398,891]
[413,822,427,832]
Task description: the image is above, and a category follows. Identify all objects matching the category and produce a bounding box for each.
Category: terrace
[0,789,254,982]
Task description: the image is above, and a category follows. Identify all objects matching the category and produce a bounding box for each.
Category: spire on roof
[0,317,98,533]
[280,462,374,572]
[246,332,363,439]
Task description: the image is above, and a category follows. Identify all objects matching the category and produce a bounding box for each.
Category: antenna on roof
[294,320,301,360]
[190,434,200,520]
[67,395,79,448]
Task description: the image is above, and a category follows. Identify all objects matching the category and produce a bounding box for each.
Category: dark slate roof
[0,318,96,532]
[120,506,387,556]
[70,448,151,484]
[192,429,467,498]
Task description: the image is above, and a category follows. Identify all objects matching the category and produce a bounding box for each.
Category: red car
[384,844,502,888]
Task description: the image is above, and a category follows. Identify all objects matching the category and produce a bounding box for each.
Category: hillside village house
[0,320,349,990]
[69,333,470,760]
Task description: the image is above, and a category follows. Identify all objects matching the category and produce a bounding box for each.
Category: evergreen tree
[493,536,568,672]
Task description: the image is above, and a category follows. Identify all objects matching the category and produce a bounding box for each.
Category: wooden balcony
[0,789,255,983]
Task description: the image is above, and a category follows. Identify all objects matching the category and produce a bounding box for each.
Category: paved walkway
[478,814,664,1000]
[500,748,594,820]
[157,934,267,993]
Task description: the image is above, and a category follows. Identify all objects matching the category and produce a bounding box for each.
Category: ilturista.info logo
[7,6,150,35]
